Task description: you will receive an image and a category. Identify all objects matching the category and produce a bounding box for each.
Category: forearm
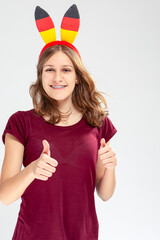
[97,167,116,201]
[0,162,35,206]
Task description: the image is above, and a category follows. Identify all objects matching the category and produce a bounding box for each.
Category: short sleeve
[99,115,117,144]
[2,111,25,145]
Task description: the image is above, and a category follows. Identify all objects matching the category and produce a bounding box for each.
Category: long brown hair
[29,45,110,128]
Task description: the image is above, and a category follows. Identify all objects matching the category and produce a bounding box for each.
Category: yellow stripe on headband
[40,28,56,44]
[61,29,78,44]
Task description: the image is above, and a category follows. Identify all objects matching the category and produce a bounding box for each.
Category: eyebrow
[43,64,73,68]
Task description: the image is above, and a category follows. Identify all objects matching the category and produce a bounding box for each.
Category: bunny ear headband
[35,4,80,59]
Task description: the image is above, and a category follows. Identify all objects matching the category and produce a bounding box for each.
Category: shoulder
[98,114,117,142]
[98,115,110,130]
[2,109,34,146]
[100,115,116,129]
[16,108,34,115]
[5,109,35,129]
[9,108,34,118]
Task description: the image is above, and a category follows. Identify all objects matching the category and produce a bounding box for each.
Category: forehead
[44,51,73,66]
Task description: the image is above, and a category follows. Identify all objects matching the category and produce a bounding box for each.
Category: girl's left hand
[98,138,117,169]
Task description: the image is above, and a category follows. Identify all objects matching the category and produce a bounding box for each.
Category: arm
[96,140,117,201]
[0,133,35,206]
[0,134,58,206]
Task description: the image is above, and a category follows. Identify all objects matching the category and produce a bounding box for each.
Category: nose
[53,70,63,83]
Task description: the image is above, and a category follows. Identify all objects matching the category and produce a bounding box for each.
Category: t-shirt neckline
[32,109,84,129]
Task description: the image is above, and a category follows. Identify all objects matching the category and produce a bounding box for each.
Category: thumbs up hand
[98,138,117,169]
[31,140,58,181]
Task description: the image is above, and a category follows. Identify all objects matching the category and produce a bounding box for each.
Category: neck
[56,99,74,117]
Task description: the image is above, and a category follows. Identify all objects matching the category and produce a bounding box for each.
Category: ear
[35,6,56,44]
[60,4,80,44]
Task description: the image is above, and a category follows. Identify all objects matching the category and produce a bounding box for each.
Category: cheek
[42,72,50,84]
[42,72,47,80]
[69,78,76,89]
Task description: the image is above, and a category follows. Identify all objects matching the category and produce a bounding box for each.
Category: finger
[39,168,54,177]
[100,138,106,148]
[37,175,49,181]
[45,156,58,167]
[103,158,114,164]
[42,140,50,156]
[103,157,117,166]
[99,146,111,155]
[41,176,49,181]
[100,151,114,160]
[40,161,57,173]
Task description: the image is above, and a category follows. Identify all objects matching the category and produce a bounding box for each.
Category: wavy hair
[29,45,110,128]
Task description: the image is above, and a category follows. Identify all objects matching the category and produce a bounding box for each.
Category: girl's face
[42,51,77,103]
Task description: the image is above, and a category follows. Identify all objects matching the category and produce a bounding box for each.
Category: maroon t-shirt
[2,109,117,240]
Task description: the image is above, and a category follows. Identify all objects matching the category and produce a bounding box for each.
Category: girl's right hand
[31,140,58,181]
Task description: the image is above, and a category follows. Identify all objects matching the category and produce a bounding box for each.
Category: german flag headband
[35,4,80,59]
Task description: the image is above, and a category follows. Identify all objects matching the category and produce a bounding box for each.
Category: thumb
[42,140,51,156]
[100,138,106,148]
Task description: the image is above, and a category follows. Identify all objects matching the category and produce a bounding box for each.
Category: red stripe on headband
[39,41,81,59]
[35,16,55,32]
[61,17,80,32]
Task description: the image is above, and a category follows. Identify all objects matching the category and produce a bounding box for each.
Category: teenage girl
[0,5,117,240]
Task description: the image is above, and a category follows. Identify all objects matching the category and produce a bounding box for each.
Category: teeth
[51,86,66,89]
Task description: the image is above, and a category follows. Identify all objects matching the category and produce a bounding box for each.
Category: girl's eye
[46,68,54,72]
[63,69,71,72]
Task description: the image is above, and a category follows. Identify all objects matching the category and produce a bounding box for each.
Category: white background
[0,0,160,239]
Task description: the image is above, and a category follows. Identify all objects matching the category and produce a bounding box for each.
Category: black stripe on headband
[64,4,79,19]
[35,6,49,20]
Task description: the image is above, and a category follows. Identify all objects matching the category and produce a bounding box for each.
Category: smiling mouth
[50,85,67,89]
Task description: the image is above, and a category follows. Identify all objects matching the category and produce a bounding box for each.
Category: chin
[50,95,72,102]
